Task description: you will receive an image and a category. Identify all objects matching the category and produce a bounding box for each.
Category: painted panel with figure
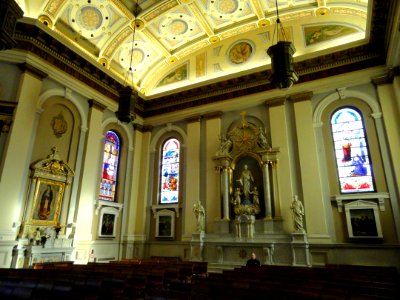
[30,178,65,225]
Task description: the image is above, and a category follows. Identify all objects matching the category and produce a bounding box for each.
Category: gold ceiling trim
[142,0,180,23]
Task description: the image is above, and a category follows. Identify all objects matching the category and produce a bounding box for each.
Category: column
[221,164,230,220]
[184,117,201,239]
[261,161,272,219]
[291,92,330,243]
[73,99,105,263]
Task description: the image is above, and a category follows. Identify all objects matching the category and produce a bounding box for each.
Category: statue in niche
[236,164,254,205]
[231,163,260,216]
[215,134,232,156]
[290,195,305,233]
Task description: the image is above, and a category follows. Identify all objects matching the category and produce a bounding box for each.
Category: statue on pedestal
[290,195,305,233]
[193,200,205,232]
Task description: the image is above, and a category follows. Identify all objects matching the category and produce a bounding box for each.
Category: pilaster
[183,117,201,240]
[73,99,105,263]
[267,97,294,233]
[204,112,222,232]
[292,93,331,243]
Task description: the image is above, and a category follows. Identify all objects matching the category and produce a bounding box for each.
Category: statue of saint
[236,164,254,205]
[257,127,270,150]
[216,134,232,156]
[290,195,305,233]
[193,200,205,232]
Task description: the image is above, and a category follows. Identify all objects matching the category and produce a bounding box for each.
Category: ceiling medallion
[315,7,330,16]
[168,56,178,64]
[132,19,144,30]
[258,19,270,28]
[209,36,220,43]
[38,15,53,28]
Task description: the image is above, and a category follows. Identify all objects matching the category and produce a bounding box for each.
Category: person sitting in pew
[246,252,261,267]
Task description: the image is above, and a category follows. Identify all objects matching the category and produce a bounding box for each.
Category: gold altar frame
[30,178,65,226]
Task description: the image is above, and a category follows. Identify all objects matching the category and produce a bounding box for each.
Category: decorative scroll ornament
[30,147,75,182]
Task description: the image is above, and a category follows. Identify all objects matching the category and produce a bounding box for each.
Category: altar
[12,237,74,268]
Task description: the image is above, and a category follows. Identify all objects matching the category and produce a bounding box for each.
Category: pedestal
[291,232,311,267]
[191,232,205,261]
[213,219,230,234]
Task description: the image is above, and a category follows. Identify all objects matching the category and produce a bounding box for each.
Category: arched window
[331,107,375,193]
[99,131,120,201]
[160,138,180,204]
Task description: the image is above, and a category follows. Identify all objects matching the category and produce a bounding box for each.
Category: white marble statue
[193,200,205,232]
[290,195,305,233]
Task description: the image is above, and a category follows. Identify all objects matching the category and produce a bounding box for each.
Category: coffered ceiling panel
[15,0,370,99]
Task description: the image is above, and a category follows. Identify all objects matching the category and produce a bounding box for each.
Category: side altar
[11,148,75,268]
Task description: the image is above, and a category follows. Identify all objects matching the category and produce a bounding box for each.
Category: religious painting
[304,24,358,46]
[227,41,253,64]
[157,63,188,87]
[99,211,116,238]
[155,209,175,239]
[344,201,383,241]
[30,178,65,226]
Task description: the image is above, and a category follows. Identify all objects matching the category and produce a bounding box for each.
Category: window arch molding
[150,124,187,153]
[102,117,133,151]
[313,88,381,125]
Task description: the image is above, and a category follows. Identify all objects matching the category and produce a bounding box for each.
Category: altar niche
[231,156,265,219]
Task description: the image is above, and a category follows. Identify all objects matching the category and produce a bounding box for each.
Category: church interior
[0,0,400,297]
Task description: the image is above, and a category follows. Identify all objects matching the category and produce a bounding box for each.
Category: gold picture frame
[30,178,65,225]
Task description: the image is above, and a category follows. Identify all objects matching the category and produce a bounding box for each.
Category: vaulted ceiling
[16,0,375,101]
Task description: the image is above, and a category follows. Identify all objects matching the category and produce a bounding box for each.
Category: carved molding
[331,192,389,212]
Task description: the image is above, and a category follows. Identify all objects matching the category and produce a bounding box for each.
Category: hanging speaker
[267,41,298,89]
[116,86,136,123]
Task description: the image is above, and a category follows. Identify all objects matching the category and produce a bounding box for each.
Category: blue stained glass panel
[160,138,180,203]
[99,131,120,201]
[331,107,375,193]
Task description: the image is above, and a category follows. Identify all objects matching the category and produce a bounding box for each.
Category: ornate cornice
[203,111,223,120]
[10,0,393,118]
[19,63,48,80]
[289,91,314,103]
[88,99,107,111]
[13,21,124,101]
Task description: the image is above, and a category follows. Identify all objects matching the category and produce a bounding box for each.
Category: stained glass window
[99,131,120,201]
[160,138,180,204]
[331,107,375,193]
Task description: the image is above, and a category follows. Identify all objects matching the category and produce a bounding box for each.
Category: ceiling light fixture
[116,0,140,123]
[267,0,298,89]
